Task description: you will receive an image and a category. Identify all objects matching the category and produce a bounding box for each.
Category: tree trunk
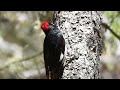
[53,11,102,79]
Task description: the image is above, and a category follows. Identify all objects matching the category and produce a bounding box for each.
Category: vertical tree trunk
[53,11,102,79]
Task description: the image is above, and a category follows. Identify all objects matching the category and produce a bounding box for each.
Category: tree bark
[53,11,102,79]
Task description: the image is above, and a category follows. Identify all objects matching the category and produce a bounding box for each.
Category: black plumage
[42,23,65,79]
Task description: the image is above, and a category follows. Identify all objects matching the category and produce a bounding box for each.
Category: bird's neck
[44,29,50,35]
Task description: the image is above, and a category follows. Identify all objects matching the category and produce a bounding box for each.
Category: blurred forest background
[0,11,119,79]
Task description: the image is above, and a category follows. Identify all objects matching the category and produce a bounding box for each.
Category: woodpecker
[40,20,65,79]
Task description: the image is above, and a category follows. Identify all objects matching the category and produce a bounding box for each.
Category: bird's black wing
[56,33,65,62]
[52,33,65,79]
[44,30,65,79]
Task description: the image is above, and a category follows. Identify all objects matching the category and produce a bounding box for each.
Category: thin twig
[0,52,43,71]
[102,22,120,40]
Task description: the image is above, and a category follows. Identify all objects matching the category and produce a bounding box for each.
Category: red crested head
[40,20,49,31]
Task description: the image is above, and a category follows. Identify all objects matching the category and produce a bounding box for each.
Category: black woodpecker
[40,20,65,79]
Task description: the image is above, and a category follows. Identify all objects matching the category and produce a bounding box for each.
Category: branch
[102,22,120,40]
[0,52,43,71]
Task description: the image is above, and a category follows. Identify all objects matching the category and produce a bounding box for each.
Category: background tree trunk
[53,11,103,79]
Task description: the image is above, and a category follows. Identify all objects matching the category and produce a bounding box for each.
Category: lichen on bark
[53,11,102,79]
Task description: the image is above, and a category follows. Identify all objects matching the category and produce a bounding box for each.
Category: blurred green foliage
[100,11,120,79]
[0,11,53,79]
[103,11,120,36]
[102,11,120,55]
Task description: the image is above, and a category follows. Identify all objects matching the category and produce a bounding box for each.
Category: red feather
[40,20,49,31]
